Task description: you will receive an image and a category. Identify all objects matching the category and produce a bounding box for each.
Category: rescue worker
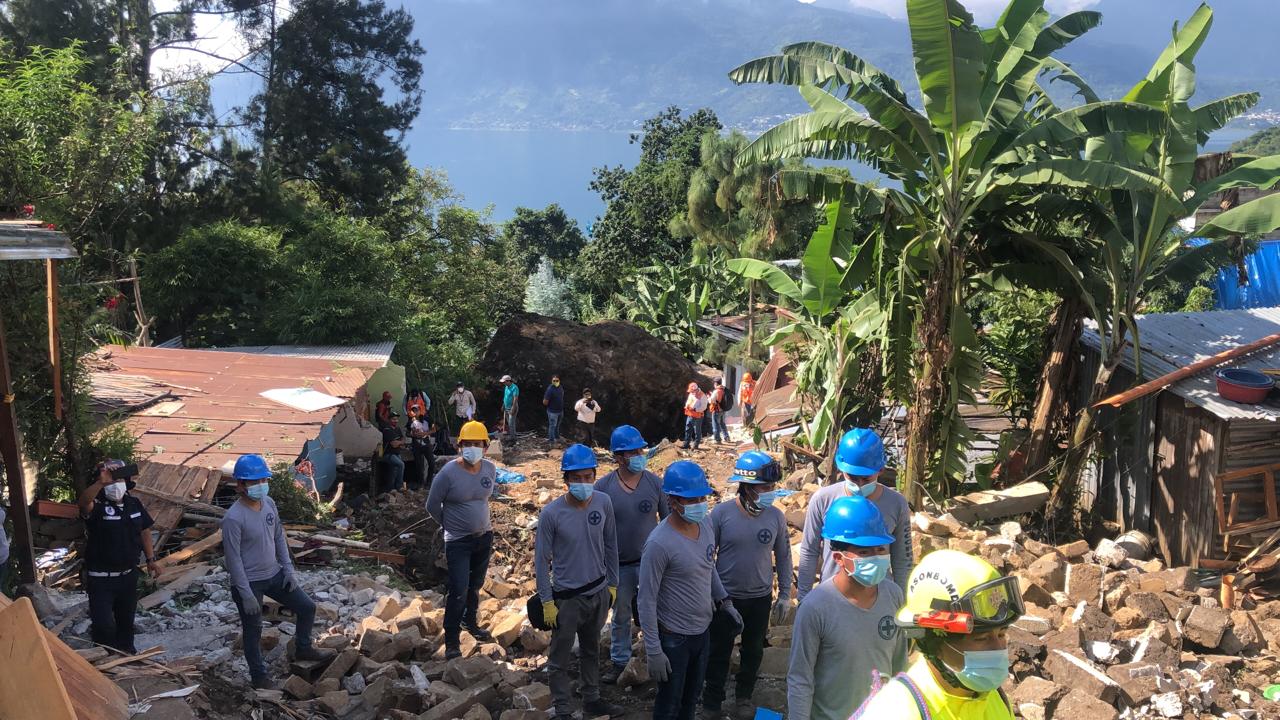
[534,444,625,720]
[501,374,520,440]
[639,460,742,720]
[680,382,706,450]
[425,420,497,659]
[596,424,669,685]
[708,378,729,445]
[375,390,397,430]
[379,420,407,492]
[797,428,912,602]
[738,373,756,427]
[703,451,793,718]
[222,454,333,689]
[78,459,158,654]
[447,381,477,430]
[852,550,1023,720]
[789,496,907,720]
[543,374,565,442]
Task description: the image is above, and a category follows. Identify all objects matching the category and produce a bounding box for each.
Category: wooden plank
[94,646,165,671]
[342,548,406,565]
[0,594,129,719]
[1265,469,1279,522]
[1224,517,1280,538]
[0,597,77,720]
[156,528,222,567]
[139,564,212,609]
[199,469,224,503]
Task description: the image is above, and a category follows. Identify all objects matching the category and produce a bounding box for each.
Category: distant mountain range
[410,0,1280,131]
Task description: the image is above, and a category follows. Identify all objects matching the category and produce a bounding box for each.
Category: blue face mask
[846,479,878,497]
[569,483,593,502]
[461,447,484,465]
[627,454,648,473]
[945,645,1011,693]
[679,501,708,524]
[246,482,270,500]
[757,490,778,507]
[843,553,890,587]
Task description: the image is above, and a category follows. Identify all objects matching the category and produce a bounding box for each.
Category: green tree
[523,257,577,320]
[1231,126,1280,157]
[577,106,722,303]
[501,204,587,275]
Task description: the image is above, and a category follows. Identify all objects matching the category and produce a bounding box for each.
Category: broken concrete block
[1094,538,1128,568]
[1009,676,1068,711]
[1065,563,1104,605]
[445,656,499,689]
[998,521,1022,542]
[363,676,391,709]
[913,512,953,537]
[1043,650,1119,703]
[372,595,402,622]
[1220,610,1264,656]
[512,683,551,711]
[1183,605,1230,649]
[1026,554,1067,593]
[1056,539,1090,561]
[1149,691,1183,717]
[1105,662,1160,706]
[320,648,360,682]
[1124,592,1170,624]
[1053,688,1118,720]
[491,610,525,647]
[282,674,314,700]
[359,628,393,655]
[617,656,649,688]
[498,712,550,720]
[1068,601,1117,645]
[518,625,549,654]
[1111,607,1145,630]
[419,684,497,720]
[318,689,350,714]
[463,705,491,720]
[313,677,341,695]
[1013,614,1053,636]
[758,646,789,678]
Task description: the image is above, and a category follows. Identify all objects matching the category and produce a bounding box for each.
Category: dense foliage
[1232,126,1280,157]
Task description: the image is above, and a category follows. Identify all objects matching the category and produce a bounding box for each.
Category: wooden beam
[46,258,61,420]
[1095,332,1280,408]
[139,564,211,609]
[0,594,129,719]
[0,597,76,720]
[0,309,36,584]
[155,529,222,568]
[947,481,1051,524]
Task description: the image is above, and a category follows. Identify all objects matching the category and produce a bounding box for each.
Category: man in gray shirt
[222,454,332,690]
[639,460,741,720]
[789,495,907,720]
[797,428,912,602]
[703,451,793,718]
[425,420,497,659]
[595,424,669,683]
[534,444,625,720]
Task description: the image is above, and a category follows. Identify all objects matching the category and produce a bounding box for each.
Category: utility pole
[0,309,37,585]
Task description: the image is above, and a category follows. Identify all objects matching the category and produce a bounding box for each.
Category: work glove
[648,651,672,683]
[608,586,617,608]
[542,600,559,629]
[770,595,792,627]
[281,573,297,594]
[240,592,261,617]
[720,599,744,634]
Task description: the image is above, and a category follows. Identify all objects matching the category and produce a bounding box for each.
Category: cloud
[836,0,1101,22]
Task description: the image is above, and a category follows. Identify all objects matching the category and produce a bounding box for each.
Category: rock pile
[911,512,1280,720]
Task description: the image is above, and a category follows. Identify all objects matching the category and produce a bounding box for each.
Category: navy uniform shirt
[84,493,154,572]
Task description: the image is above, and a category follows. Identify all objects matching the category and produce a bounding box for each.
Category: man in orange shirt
[739,373,757,427]
[681,382,707,450]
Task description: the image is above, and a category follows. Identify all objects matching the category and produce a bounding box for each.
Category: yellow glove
[543,600,558,628]
[609,586,617,607]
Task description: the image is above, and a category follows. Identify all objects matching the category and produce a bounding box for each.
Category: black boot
[584,698,626,717]
[445,632,462,660]
[601,662,625,685]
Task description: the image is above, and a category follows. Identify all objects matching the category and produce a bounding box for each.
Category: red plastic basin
[1216,368,1275,404]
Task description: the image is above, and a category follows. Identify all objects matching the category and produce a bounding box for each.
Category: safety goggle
[925,576,1024,631]
[734,462,781,484]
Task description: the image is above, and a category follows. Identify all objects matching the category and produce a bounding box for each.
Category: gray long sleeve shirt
[594,469,668,563]
[710,500,792,601]
[425,458,496,542]
[534,493,619,602]
[788,579,908,720]
[638,518,727,658]
[796,483,913,601]
[222,496,292,597]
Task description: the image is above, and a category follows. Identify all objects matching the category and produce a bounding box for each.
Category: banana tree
[1044,4,1280,517]
[626,248,745,356]
[729,0,1170,502]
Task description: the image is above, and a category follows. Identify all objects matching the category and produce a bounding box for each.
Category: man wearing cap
[223,454,332,689]
[797,428,912,603]
[680,382,707,450]
[500,375,520,440]
[426,420,498,659]
[78,460,159,654]
[639,460,741,720]
[596,424,668,684]
[789,495,907,720]
[703,451,793,718]
[535,444,625,720]
[375,390,397,430]
[447,382,476,431]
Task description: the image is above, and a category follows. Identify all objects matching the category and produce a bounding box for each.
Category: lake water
[405,125,1264,229]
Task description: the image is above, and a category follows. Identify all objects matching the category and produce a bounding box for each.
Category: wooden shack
[1080,307,1280,567]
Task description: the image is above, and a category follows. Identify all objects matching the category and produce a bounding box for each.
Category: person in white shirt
[447,382,476,432]
[574,388,602,447]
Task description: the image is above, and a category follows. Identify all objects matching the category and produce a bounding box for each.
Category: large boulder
[475,313,712,442]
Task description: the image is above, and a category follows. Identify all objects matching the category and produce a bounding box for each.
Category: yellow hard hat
[897,550,1023,633]
[458,421,489,442]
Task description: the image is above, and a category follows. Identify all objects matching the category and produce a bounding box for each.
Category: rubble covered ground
[18,434,1280,720]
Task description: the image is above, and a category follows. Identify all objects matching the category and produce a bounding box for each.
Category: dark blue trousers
[444,531,493,641]
[653,627,711,720]
[231,569,316,682]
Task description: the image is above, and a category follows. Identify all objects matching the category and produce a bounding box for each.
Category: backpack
[717,386,733,412]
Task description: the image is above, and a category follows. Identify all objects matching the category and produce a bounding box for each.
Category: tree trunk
[1024,297,1085,476]
[746,281,755,361]
[1048,346,1123,521]
[902,261,956,507]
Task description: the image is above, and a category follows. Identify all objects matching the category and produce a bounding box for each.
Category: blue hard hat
[561,444,598,472]
[835,428,886,476]
[822,495,894,547]
[662,460,714,498]
[610,424,647,453]
[233,454,272,481]
[732,450,781,484]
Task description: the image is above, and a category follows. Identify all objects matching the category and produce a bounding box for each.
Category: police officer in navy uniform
[77,459,159,654]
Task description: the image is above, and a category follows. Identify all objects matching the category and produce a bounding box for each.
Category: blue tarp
[295,421,338,492]
[1209,239,1280,310]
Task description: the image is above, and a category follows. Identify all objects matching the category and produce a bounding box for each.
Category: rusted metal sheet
[0,220,78,260]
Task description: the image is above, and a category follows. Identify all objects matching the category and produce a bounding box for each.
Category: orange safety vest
[740,379,756,405]
[684,393,704,419]
[406,395,426,417]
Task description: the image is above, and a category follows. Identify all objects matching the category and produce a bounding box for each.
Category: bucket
[1115,530,1153,561]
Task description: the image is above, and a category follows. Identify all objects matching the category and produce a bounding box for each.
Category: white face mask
[103,481,127,502]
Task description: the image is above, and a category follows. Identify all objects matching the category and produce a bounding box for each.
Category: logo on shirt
[638,499,654,514]
[481,477,492,489]
[878,615,898,640]
[705,545,715,563]
[588,510,603,526]
[104,505,116,516]
[757,529,773,545]
[266,513,276,527]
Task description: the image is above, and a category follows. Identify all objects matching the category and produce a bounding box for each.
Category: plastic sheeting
[1211,239,1280,310]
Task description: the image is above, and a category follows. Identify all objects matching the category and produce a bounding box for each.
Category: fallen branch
[95,646,165,671]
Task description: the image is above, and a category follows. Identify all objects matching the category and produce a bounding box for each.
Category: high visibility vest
[852,657,1014,720]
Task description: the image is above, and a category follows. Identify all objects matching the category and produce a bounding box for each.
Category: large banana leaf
[1192,92,1260,142]
[1197,194,1280,238]
[998,101,1167,162]
[778,41,910,104]
[1039,57,1100,104]
[989,158,1182,206]
[727,258,802,300]
[1124,3,1212,106]
[1186,154,1280,208]
[908,0,986,137]
[800,200,848,317]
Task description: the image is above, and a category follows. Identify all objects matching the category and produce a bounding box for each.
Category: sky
[801,0,1103,22]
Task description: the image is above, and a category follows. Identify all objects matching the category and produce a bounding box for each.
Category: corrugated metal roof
[89,345,379,470]
[0,219,78,260]
[209,342,394,365]
[1080,307,1280,422]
